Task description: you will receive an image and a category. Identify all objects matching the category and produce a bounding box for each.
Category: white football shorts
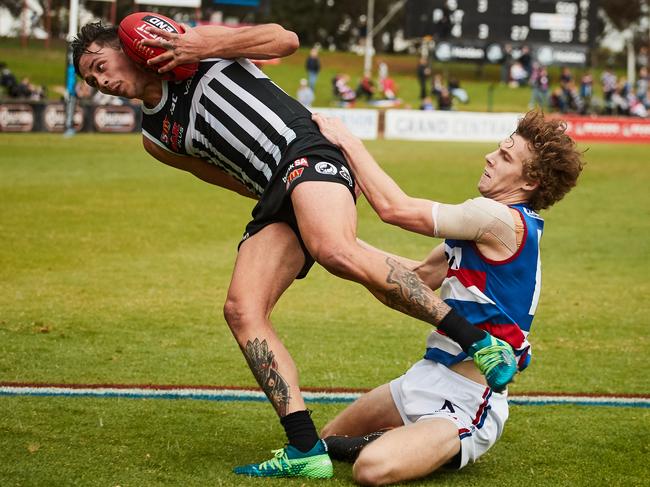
[389,359,509,469]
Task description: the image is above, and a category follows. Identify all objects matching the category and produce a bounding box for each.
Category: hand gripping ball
[118,12,198,81]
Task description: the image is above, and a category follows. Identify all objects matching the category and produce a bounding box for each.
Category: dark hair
[516,110,585,211]
[71,21,120,78]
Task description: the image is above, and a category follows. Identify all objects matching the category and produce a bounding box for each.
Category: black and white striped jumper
[141,58,320,198]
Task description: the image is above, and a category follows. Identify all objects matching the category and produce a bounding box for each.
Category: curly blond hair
[515,110,585,211]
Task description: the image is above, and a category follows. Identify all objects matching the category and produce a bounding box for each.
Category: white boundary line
[1,385,648,408]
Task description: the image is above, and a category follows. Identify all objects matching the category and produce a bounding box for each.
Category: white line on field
[1,384,648,408]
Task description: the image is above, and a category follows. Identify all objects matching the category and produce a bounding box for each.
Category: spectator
[629,97,648,117]
[420,96,434,110]
[75,79,95,103]
[0,62,17,96]
[296,78,314,107]
[580,70,594,105]
[380,76,398,100]
[600,67,617,114]
[332,74,356,106]
[636,67,649,108]
[611,78,631,115]
[550,87,567,113]
[448,77,468,104]
[416,57,431,99]
[305,47,321,91]
[518,45,532,79]
[12,77,34,99]
[564,80,584,114]
[500,44,513,84]
[356,72,375,101]
[529,63,549,109]
[560,67,573,91]
[509,61,527,87]
[436,87,452,110]
[431,72,444,98]
[377,59,388,87]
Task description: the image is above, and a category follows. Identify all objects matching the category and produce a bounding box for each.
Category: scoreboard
[405,0,600,65]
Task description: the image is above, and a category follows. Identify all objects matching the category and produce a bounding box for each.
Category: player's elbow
[375,200,408,227]
[279,27,300,55]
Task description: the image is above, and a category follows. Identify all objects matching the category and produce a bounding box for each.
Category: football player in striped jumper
[73,20,520,479]
[313,110,584,485]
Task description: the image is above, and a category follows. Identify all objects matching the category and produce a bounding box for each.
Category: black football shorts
[240,136,356,279]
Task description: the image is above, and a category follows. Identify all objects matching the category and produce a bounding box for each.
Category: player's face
[78,42,145,99]
[479,134,535,201]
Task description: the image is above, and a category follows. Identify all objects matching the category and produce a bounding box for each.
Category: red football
[118,12,198,81]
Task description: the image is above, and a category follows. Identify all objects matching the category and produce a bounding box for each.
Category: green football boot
[467,333,517,393]
[233,439,333,479]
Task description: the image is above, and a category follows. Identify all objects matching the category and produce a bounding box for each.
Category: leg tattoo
[384,257,449,325]
[243,338,291,416]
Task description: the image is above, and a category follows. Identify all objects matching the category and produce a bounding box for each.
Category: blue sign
[214,0,260,6]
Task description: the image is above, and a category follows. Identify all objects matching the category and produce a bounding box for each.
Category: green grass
[1,134,649,485]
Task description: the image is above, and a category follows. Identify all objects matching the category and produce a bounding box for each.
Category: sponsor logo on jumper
[339,165,353,186]
[161,115,171,144]
[315,161,337,175]
[523,207,542,220]
[183,78,192,95]
[170,93,178,115]
[285,167,305,189]
[171,122,184,152]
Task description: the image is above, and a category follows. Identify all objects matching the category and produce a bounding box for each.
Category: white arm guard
[431,197,519,253]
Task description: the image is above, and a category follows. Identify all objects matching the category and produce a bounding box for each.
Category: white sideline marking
[0,384,648,408]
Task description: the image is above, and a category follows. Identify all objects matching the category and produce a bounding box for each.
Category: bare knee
[223,296,264,339]
[353,448,395,486]
[311,243,362,280]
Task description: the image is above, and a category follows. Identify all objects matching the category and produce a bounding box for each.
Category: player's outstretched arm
[142,23,299,74]
[313,113,435,236]
[142,136,257,199]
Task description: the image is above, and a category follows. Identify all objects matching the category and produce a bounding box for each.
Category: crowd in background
[0,60,133,106]
[3,43,650,120]
[296,44,650,119]
[329,60,402,108]
[501,45,650,118]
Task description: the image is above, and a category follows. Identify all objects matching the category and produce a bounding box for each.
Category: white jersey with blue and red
[425,203,544,372]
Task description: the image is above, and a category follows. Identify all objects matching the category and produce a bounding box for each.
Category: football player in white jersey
[313,110,584,486]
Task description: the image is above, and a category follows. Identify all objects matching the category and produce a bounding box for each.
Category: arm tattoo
[384,257,450,325]
[243,338,291,416]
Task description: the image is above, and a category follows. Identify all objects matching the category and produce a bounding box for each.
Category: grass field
[1,133,649,486]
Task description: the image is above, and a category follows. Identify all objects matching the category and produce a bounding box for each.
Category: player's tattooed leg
[243,338,291,416]
[383,257,449,325]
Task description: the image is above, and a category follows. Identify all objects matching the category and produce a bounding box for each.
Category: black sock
[280,410,320,452]
[437,309,487,352]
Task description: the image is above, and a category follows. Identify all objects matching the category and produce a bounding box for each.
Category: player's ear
[522,179,539,192]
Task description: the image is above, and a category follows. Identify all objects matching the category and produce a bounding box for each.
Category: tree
[600,0,643,31]
[256,0,404,51]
